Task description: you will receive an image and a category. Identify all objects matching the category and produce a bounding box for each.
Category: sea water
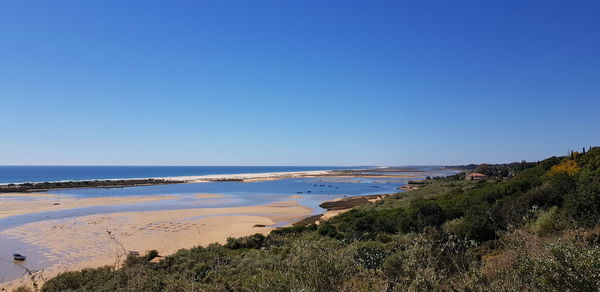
[0,166,355,184]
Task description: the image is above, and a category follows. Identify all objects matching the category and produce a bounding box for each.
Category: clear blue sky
[1,1,599,166]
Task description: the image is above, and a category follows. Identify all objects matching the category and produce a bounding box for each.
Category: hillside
[19,147,600,291]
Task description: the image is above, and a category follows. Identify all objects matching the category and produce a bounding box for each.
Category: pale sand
[320,209,347,221]
[161,170,331,183]
[0,170,335,187]
[1,201,312,289]
[0,193,178,219]
[325,174,422,179]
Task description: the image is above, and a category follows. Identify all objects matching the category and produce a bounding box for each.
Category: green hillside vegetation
[29,147,600,291]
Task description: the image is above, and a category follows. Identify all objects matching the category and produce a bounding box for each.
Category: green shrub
[225,233,266,249]
[527,206,559,236]
[42,266,116,292]
[491,238,600,291]
[39,148,600,292]
[353,241,394,269]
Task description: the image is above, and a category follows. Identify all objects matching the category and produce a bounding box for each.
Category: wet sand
[0,193,178,219]
[195,193,225,199]
[1,200,311,290]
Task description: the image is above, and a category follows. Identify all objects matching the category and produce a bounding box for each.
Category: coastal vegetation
[0,179,182,193]
[18,147,600,291]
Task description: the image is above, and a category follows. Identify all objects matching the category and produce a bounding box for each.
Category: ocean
[0,166,354,184]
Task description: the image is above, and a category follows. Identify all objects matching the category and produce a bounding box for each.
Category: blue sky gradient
[1,1,599,165]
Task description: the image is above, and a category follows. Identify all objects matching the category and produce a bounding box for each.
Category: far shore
[0,170,337,193]
[0,167,444,194]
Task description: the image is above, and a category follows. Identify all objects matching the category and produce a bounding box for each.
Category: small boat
[13,252,26,261]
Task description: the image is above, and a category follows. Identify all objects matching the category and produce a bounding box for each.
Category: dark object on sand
[13,252,26,261]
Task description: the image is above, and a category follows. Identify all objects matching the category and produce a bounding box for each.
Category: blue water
[0,166,355,184]
[0,177,410,231]
[0,168,454,283]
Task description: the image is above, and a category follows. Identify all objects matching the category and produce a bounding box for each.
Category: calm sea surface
[0,166,355,184]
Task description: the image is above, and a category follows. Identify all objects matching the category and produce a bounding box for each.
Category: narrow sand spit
[161,170,331,183]
[1,201,312,289]
[0,193,178,219]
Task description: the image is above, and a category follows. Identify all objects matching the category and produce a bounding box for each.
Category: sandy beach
[1,199,312,290]
[160,170,332,183]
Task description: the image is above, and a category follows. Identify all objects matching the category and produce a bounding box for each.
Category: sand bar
[160,170,332,183]
[0,193,178,219]
[0,170,335,186]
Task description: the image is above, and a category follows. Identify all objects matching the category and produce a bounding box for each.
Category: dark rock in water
[52,202,60,205]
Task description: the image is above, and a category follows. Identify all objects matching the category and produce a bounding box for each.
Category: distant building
[465,172,487,180]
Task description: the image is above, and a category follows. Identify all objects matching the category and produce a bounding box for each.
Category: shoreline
[0,169,344,193]
[158,169,333,183]
[0,168,354,186]
[0,166,452,194]
[0,200,313,290]
[0,191,394,290]
[292,194,393,226]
